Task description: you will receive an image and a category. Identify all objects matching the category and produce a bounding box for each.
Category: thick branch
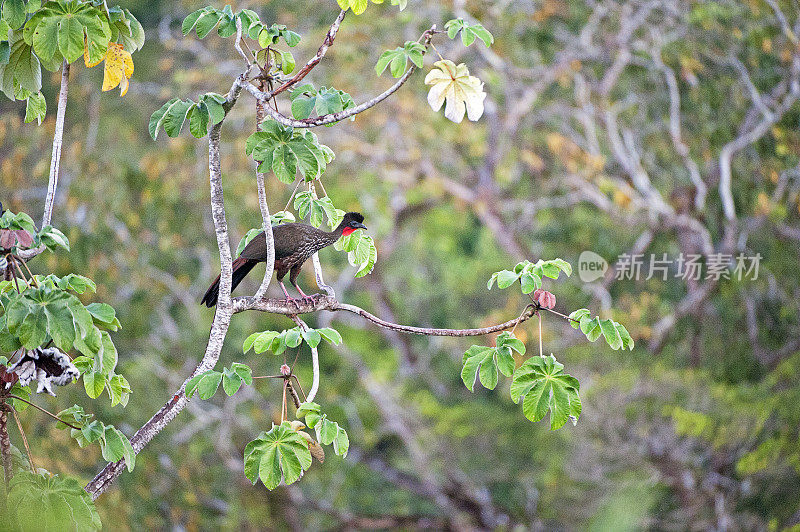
[85,79,243,499]
[253,87,276,300]
[17,61,70,262]
[0,401,11,490]
[43,60,70,228]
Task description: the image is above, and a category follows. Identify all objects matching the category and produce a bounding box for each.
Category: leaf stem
[11,408,35,473]
[7,395,81,430]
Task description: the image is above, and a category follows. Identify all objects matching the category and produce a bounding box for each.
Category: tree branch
[85,77,244,499]
[240,26,437,128]
[43,60,70,228]
[253,85,276,301]
[291,316,320,402]
[17,61,70,263]
[233,294,538,337]
[268,9,347,98]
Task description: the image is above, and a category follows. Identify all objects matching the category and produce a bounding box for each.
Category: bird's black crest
[343,212,364,223]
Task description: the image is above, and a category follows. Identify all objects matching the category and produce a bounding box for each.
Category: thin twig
[268,9,348,98]
[7,395,81,430]
[11,409,35,473]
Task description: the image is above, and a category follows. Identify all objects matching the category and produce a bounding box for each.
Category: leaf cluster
[148,92,227,140]
[296,401,349,457]
[461,331,526,392]
[56,404,135,471]
[334,228,377,278]
[289,83,354,123]
[245,122,335,183]
[444,18,494,47]
[243,326,342,356]
[185,362,253,400]
[375,41,425,78]
[487,258,573,293]
[294,191,341,229]
[568,309,634,351]
[0,277,127,404]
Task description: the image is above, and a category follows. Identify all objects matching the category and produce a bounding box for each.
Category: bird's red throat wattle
[342,227,357,236]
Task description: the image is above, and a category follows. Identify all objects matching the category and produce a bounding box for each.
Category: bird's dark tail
[201,256,258,307]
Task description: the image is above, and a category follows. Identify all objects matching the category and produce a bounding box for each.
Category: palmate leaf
[0,34,41,100]
[375,41,425,78]
[568,309,634,350]
[510,355,581,430]
[243,421,312,489]
[296,401,349,457]
[8,471,102,531]
[424,59,486,123]
[246,123,332,182]
[444,18,494,47]
[24,0,111,65]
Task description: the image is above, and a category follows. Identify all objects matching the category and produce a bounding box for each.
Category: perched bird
[201,212,366,307]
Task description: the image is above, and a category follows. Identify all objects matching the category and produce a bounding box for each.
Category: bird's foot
[299,294,317,305]
[284,296,302,309]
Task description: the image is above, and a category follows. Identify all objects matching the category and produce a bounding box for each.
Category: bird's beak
[354,222,367,230]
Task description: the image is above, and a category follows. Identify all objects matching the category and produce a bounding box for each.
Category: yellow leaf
[102,43,134,96]
[83,38,103,68]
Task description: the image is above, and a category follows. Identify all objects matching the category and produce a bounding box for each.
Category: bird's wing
[239,224,313,261]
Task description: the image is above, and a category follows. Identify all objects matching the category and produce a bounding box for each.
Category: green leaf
[301,328,321,348]
[615,322,634,350]
[186,370,222,400]
[568,309,591,329]
[85,302,117,327]
[8,472,102,531]
[295,401,320,420]
[18,306,46,349]
[101,425,135,471]
[162,100,194,138]
[231,362,253,385]
[280,50,295,75]
[1,36,41,98]
[285,327,302,348]
[107,374,131,407]
[2,0,26,30]
[24,90,45,124]
[243,422,312,489]
[0,41,10,64]
[600,318,622,350]
[83,371,105,398]
[38,225,70,251]
[461,345,493,392]
[510,355,581,430]
[332,426,349,457]
[222,367,243,396]
[580,316,602,342]
[479,355,499,390]
[188,101,210,138]
[496,269,520,289]
[317,327,342,345]
[181,8,207,35]
[149,98,178,140]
